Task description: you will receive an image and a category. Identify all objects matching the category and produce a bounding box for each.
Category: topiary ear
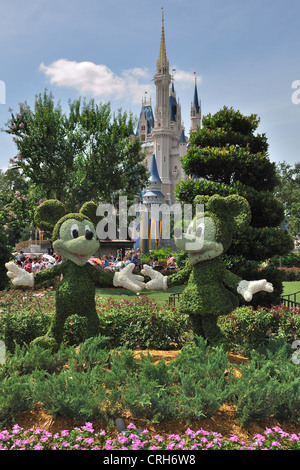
[207,194,251,232]
[193,195,210,209]
[34,199,66,233]
[79,201,98,227]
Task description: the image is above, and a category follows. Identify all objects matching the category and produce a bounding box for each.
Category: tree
[0,226,12,290]
[175,106,294,307]
[0,168,43,246]
[274,161,300,239]
[4,90,149,211]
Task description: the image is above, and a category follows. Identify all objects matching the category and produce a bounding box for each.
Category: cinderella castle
[136,10,202,207]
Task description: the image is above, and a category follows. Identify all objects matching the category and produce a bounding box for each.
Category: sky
[0,0,299,171]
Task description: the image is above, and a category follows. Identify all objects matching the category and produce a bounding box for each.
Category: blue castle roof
[179,129,187,143]
[135,104,155,136]
[193,83,200,114]
[149,154,162,183]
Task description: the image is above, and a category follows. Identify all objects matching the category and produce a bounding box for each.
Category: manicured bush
[277,267,300,281]
[269,252,300,268]
[96,296,191,350]
[0,292,53,352]
[218,305,300,354]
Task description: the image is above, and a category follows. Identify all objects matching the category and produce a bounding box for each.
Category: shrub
[171,336,232,420]
[96,296,191,350]
[0,372,36,425]
[0,292,53,352]
[231,340,300,426]
[0,290,191,352]
[277,267,300,281]
[218,305,300,354]
[269,252,300,268]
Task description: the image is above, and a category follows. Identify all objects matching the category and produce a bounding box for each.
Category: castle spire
[158,8,168,66]
[190,72,201,133]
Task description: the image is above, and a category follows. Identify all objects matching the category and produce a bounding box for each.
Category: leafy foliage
[274,161,300,238]
[4,91,149,210]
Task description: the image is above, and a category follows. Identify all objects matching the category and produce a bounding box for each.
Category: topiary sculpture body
[5,200,145,350]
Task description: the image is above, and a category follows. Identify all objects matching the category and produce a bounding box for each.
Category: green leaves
[5,91,148,210]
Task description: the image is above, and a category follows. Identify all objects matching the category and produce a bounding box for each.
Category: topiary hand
[141,264,168,291]
[5,261,34,287]
[113,263,146,292]
[237,279,273,302]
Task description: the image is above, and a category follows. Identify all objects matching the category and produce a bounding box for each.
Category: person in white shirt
[32,257,41,273]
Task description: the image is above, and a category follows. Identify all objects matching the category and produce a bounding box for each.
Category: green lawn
[95,284,184,305]
[95,281,300,305]
[282,281,300,303]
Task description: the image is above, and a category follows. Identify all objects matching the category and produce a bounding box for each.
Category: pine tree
[175,106,293,307]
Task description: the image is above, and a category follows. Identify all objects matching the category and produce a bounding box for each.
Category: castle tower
[135,9,193,204]
[136,95,154,142]
[190,74,202,133]
[142,154,165,207]
[151,9,187,202]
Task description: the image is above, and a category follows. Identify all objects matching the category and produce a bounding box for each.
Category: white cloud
[172,68,202,88]
[40,59,200,105]
[40,59,153,104]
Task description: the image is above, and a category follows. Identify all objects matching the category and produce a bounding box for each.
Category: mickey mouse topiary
[141,194,274,343]
[5,199,146,351]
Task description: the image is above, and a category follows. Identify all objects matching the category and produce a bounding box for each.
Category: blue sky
[0,0,299,171]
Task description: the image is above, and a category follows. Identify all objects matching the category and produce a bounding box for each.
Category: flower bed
[1,422,299,450]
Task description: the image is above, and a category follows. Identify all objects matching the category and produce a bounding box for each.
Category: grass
[95,284,184,305]
[95,281,300,305]
[282,281,300,302]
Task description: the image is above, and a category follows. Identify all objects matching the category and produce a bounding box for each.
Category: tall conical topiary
[175,106,293,307]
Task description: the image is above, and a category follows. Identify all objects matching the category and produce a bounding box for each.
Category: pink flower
[3,225,8,230]
[19,123,24,128]
[34,443,43,450]
[127,423,136,430]
[15,191,20,196]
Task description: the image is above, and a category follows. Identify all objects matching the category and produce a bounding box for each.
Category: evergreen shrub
[231,340,300,426]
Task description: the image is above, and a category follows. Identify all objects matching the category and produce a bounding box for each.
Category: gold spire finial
[158,7,167,66]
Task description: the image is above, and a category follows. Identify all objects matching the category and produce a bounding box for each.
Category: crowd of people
[14,248,177,274]
[90,249,177,273]
[14,251,62,273]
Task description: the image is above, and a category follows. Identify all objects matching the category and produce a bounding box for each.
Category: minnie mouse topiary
[141,194,274,343]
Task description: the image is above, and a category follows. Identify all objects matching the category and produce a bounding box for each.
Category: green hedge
[218,305,300,354]
[0,290,191,352]
[269,252,300,268]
